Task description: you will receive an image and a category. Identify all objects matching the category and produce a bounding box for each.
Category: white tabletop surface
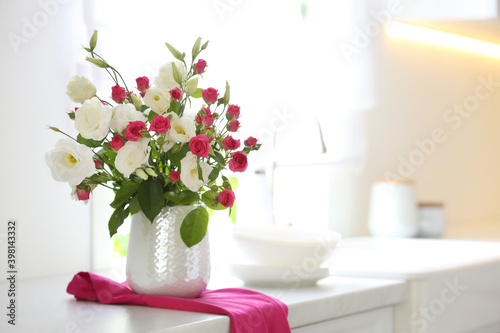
[0,269,407,333]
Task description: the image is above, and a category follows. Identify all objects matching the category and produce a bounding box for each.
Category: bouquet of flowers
[45,31,260,247]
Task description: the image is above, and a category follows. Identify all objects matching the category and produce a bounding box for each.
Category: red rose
[195,59,207,74]
[111,85,127,103]
[201,87,219,104]
[149,115,171,134]
[76,186,91,201]
[229,151,248,172]
[196,107,211,125]
[217,189,235,207]
[136,76,149,91]
[170,87,183,102]
[222,136,241,150]
[169,170,180,182]
[244,136,258,148]
[189,134,210,158]
[110,134,125,151]
[227,104,240,119]
[124,121,147,141]
[228,120,240,132]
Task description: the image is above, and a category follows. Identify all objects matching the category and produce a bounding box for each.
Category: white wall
[0,0,92,279]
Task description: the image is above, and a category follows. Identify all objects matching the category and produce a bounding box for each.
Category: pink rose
[111,85,127,103]
[110,134,125,151]
[202,113,214,126]
[124,121,147,141]
[228,120,240,132]
[217,189,235,208]
[170,87,183,102]
[196,107,211,125]
[201,87,219,104]
[228,151,248,172]
[169,170,180,182]
[76,186,91,201]
[149,115,171,134]
[189,134,210,158]
[195,59,207,74]
[136,76,149,91]
[222,136,240,150]
[227,104,240,119]
[244,136,258,148]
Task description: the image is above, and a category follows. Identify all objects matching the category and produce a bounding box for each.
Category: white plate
[227,262,330,288]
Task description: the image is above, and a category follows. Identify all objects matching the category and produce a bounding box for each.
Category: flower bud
[135,168,148,180]
[86,57,108,68]
[145,168,157,177]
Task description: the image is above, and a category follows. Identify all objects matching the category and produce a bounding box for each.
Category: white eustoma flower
[74,97,112,141]
[168,112,196,143]
[110,104,147,133]
[66,75,97,103]
[180,152,213,192]
[45,138,95,186]
[155,61,187,90]
[143,86,171,114]
[162,133,176,152]
[115,138,151,177]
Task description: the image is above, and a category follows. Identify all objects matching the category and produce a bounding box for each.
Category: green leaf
[77,134,104,148]
[128,195,141,215]
[208,168,220,182]
[138,178,164,222]
[196,158,203,181]
[201,191,226,211]
[164,190,199,205]
[213,151,225,165]
[110,181,140,209]
[108,206,125,237]
[180,206,209,247]
[229,201,237,224]
[165,42,185,61]
[191,88,202,98]
[89,30,98,51]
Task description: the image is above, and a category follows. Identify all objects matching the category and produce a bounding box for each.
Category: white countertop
[0,270,407,333]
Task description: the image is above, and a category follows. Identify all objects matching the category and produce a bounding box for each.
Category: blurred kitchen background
[2,0,500,279]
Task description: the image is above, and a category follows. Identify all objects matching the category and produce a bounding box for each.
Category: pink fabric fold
[67,272,290,333]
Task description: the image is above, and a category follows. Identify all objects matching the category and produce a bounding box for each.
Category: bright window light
[385,21,500,58]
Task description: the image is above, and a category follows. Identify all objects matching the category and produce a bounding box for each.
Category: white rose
[115,139,151,177]
[110,104,147,133]
[168,112,196,143]
[180,152,213,192]
[74,97,112,141]
[45,138,95,186]
[143,86,171,114]
[155,61,187,90]
[66,75,97,103]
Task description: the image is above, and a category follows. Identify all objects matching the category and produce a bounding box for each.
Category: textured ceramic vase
[126,205,210,298]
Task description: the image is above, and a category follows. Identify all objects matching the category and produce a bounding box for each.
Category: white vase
[126,205,210,298]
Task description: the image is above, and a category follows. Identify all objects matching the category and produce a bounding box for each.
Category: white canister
[368,179,418,238]
[417,202,446,238]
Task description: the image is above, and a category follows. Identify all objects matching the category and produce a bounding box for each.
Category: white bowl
[231,225,342,269]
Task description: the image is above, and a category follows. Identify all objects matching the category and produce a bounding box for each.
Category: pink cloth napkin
[67,272,290,333]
